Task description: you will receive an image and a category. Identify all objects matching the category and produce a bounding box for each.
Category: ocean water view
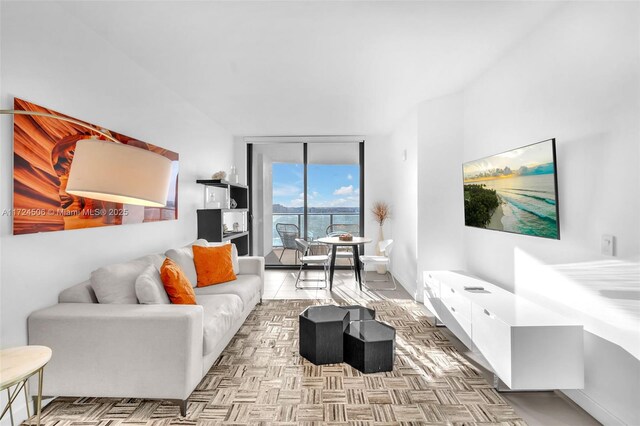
[478,174,558,238]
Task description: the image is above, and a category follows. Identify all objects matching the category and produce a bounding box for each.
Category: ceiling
[59,1,559,136]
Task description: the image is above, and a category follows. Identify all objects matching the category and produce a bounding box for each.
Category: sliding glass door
[249,141,363,267]
[307,143,361,241]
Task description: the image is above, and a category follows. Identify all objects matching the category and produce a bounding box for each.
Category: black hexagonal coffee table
[342,305,375,321]
[299,305,350,364]
[343,319,396,373]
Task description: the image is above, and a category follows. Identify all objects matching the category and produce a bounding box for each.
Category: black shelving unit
[196,180,250,255]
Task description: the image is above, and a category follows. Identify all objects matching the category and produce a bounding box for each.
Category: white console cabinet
[424,270,584,390]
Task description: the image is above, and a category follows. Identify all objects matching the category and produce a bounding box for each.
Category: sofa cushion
[160,258,197,305]
[135,253,165,269]
[194,275,261,309]
[135,265,170,304]
[198,294,243,355]
[91,258,156,304]
[206,242,240,275]
[193,245,237,287]
[164,239,209,287]
[59,280,98,303]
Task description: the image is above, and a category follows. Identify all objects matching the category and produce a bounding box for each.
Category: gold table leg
[6,389,14,426]
[24,379,31,420]
[36,368,43,426]
[2,382,28,426]
[1,366,47,425]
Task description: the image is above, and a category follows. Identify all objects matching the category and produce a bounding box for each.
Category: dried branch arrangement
[371,201,391,226]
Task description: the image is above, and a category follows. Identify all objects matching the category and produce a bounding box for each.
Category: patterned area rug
[32,299,526,425]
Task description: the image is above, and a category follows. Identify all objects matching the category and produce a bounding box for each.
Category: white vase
[375,225,387,274]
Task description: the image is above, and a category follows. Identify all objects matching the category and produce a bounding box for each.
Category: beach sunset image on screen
[463,139,559,239]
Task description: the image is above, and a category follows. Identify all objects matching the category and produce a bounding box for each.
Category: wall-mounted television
[463,138,560,239]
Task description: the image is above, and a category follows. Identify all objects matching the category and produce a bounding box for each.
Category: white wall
[389,2,640,424]
[463,2,640,285]
[363,135,393,258]
[0,3,233,423]
[0,0,4,358]
[462,3,639,424]
[417,93,466,288]
[388,112,419,295]
[388,92,467,298]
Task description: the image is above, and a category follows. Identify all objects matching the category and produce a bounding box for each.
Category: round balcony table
[0,346,52,426]
[317,236,372,291]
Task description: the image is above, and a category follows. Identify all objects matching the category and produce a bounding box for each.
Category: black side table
[344,320,396,373]
[299,305,350,364]
[342,305,375,321]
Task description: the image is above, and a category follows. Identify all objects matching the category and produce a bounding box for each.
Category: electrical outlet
[601,234,615,256]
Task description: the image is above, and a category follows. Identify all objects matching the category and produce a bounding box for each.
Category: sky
[272,163,360,208]
[463,139,555,178]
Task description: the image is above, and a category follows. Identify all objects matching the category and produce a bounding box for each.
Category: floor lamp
[1,109,172,207]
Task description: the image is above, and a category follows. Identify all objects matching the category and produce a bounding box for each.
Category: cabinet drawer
[424,273,440,297]
[472,304,512,387]
[439,300,473,349]
[445,301,472,337]
[440,283,471,320]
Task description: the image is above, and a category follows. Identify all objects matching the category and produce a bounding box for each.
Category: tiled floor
[263,268,601,426]
[263,268,410,302]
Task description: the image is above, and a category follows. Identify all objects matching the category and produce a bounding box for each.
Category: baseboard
[561,389,626,426]
[388,268,416,298]
[390,274,414,298]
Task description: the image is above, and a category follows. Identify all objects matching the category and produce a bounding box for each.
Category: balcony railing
[272,212,359,246]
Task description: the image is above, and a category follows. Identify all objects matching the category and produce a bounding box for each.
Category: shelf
[196,179,248,189]
[222,231,249,241]
[197,180,250,255]
[199,208,249,213]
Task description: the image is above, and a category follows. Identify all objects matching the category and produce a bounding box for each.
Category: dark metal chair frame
[275,223,300,264]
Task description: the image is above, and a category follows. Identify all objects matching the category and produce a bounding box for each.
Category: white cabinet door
[471,303,513,388]
[439,282,473,348]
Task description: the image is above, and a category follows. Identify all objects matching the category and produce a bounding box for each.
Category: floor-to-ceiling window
[249,140,363,267]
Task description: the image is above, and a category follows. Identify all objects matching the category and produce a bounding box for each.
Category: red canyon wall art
[12,98,179,235]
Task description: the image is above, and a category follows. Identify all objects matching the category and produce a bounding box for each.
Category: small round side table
[0,346,52,426]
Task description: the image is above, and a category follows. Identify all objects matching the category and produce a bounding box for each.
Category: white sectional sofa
[28,241,264,416]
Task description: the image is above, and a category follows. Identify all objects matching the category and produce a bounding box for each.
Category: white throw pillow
[164,239,209,287]
[135,265,170,304]
[206,242,240,274]
[91,258,153,304]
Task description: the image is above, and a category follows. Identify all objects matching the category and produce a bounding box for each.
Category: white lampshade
[66,139,173,207]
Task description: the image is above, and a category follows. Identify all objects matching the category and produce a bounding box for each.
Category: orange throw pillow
[192,244,237,287]
[160,258,197,305]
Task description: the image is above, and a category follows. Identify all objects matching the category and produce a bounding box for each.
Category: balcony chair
[294,238,329,289]
[275,223,300,264]
[359,239,397,290]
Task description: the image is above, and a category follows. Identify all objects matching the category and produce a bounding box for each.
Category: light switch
[601,234,615,256]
